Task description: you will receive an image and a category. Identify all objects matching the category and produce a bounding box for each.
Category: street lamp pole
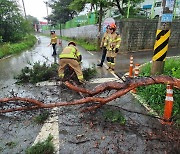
[21,0,27,19]
[44,1,49,31]
[45,2,49,18]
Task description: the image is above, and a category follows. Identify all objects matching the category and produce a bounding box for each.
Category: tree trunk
[97,3,103,52]
[115,0,124,15]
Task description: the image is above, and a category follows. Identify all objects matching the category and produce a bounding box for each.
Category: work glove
[115,48,119,53]
[77,55,82,62]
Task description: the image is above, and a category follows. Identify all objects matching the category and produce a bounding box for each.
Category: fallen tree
[0,76,179,113]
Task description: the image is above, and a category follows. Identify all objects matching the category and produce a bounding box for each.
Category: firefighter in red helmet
[104,23,121,71]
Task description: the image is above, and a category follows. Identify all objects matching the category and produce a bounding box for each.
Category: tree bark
[97,2,103,52]
[0,76,179,113]
[115,0,124,15]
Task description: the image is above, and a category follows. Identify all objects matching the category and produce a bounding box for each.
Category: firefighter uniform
[105,31,121,70]
[58,43,84,82]
[97,30,110,67]
[100,30,109,48]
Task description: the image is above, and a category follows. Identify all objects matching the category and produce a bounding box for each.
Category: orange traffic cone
[129,55,133,78]
[131,64,140,93]
[162,84,174,125]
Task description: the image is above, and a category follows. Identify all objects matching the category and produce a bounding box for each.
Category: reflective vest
[51,34,57,44]
[104,32,121,51]
[59,45,81,60]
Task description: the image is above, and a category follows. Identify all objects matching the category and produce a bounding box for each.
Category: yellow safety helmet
[68,41,76,46]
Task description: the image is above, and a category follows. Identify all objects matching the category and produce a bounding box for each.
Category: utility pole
[45,1,49,18]
[44,1,49,31]
[21,0,27,19]
[151,0,176,75]
[97,2,103,52]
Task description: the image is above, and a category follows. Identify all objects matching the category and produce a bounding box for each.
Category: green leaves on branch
[49,0,77,24]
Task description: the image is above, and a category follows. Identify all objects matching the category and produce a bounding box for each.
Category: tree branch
[0,76,179,113]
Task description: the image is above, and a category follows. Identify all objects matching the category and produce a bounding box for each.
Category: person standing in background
[105,23,121,71]
[97,25,110,67]
[49,30,58,56]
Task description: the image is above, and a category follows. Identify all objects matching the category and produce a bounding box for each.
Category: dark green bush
[15,62,97,84]
[82,65,97,81]
[0,35,36,58]
[15,62,59,84]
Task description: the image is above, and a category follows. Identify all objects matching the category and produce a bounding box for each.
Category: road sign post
[151,0,176,75]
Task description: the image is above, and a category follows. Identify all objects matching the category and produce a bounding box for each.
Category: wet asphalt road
[0,35,179,153]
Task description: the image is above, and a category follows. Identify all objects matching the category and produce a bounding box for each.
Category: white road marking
[87,51,94,56]
[90,77,122,84]
[36,81,62,86]
[33,107,60,154]
[98,60,119,79]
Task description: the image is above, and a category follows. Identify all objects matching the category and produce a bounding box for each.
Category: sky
[18,0,51,21]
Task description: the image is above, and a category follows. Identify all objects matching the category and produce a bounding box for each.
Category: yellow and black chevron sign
[153,30,170,61]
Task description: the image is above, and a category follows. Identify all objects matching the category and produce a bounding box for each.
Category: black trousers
[100,47,107,65]
[52,43,57,55]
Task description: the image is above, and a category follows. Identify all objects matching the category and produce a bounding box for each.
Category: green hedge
[137,57,180,125]
[0,35,36,58]
[61,36,97,51]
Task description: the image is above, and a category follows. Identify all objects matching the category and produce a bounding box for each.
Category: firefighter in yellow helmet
[58,41,84,83]
[104,23,121,71]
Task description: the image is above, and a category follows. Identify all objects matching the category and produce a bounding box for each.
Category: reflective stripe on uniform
[77,75,84,80]
[59,46,78,59]
[59,73,64,78]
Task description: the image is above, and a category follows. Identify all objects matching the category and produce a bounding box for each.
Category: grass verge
[137,57,180,126]
[0,35,36,59]
[60,36,97,51]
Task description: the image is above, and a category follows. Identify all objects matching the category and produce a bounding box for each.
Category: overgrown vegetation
[137,57,180,125]
[0,0,33,43]
[104,109,126,125]
[0,35,36,58]
[26,135,55,154]
[15,61,97,84]
[34,110,50,124]
[83,65,97,81]
[61,36,97,51]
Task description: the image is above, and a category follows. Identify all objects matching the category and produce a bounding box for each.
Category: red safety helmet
[109,23,116,30]
[68,41,76,46]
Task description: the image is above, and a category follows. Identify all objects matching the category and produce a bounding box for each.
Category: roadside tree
[49,0,77,25]
[0,0,32,43]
